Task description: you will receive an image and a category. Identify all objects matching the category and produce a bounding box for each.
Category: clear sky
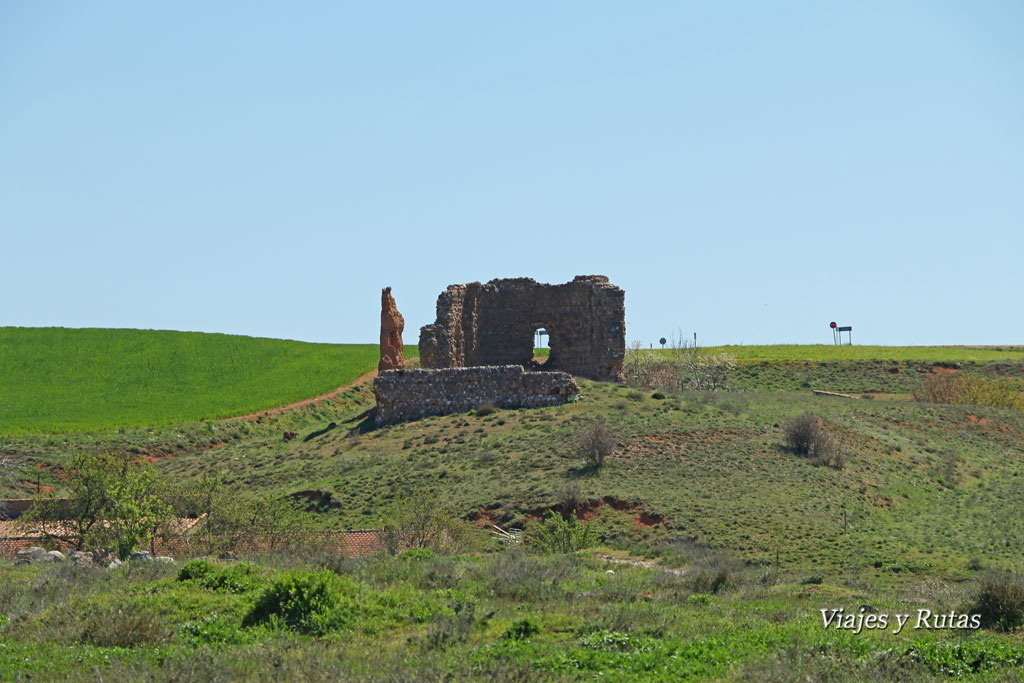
[2,2,1021,347]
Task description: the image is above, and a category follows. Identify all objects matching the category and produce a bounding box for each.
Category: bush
[475,403,496,417]
[243,569,357,635]
[425,602,478,650]
[914,373,1024,410]
[503,617,541,640]
[783,412,843,469]
[179,560,264,593]
[577,420,617,469]
[784,412,822,455]
[177,559,215,582]
[178,612,250,646]
[383,493,476,555]
[971,572,1024,632]
[554,482,585,516]
[528,511,598,553]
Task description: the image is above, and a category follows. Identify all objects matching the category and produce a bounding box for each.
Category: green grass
[2,553,1022,680]
[0,327,417,434]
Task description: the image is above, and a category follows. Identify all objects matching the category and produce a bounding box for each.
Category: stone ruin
[419,275,625,382]
[372,276,624,426]
[378,287,405,372]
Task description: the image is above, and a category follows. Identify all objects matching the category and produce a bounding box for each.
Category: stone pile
[13,546,174,568]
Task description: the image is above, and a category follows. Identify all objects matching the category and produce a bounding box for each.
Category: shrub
[971,572,1024,632]
[178,559,215,582]
[178,612,250,646]
[242,569,357,635]
[784,413,822,455]
[783,412,843,469]
[475,403,496,417]
[554,482,585,516]
[425,602,477,650]
[577,420,617,468]
[689,566,735,594]
[383,493,475,555]
[178,560,264,593]
[503,617,541,640]
[914,373,1024,410]
[528,511,598,553]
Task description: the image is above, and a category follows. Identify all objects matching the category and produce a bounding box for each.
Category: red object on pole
[829,321,837,329]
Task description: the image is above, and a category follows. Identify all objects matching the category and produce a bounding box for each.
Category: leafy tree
[23,452,117,549]
[22,453,172,557]
[109,463,172,559]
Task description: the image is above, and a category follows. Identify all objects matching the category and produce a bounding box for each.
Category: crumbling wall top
[418,276,625,382]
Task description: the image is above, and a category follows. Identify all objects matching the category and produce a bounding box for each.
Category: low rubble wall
[374,365,579,425]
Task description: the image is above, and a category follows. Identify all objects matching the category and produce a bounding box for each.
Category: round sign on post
[830,322,837,329]
[659,337,667,348]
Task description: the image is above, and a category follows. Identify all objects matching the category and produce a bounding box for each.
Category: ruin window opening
[531,326,552,369]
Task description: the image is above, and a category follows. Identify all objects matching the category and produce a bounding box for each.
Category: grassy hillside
[4,344,1024,679]
[136,378,1023,579]
[0,328,412,434]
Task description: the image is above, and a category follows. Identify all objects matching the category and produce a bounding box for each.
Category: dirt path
[226,370,379,422]
[597,553,688,577]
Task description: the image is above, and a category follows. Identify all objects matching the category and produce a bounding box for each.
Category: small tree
[0,455,17,518]
[198,491,317,555]
[577,420,617,469]
[383,493,470,555]
[23,453,118,549]
[669,337,736,391]
[22,453,173,556]
[109,463,172,559]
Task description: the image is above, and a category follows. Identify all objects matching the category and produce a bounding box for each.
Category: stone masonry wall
[419,275,625,382]
[374,366,580,425]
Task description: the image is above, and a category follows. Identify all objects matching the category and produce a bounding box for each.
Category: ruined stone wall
[373,366,579,425]
[419,275,625,382]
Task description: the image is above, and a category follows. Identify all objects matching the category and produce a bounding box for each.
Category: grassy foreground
[0,328,403,434]
[2,551,1022,681]
[3,339,1024,680]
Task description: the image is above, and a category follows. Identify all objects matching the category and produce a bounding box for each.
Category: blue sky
[2,2,1021,346]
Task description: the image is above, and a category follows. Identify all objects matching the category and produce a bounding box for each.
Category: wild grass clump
[78,604,171,648]
[971,571,1024,632]
[783,412,844,469]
